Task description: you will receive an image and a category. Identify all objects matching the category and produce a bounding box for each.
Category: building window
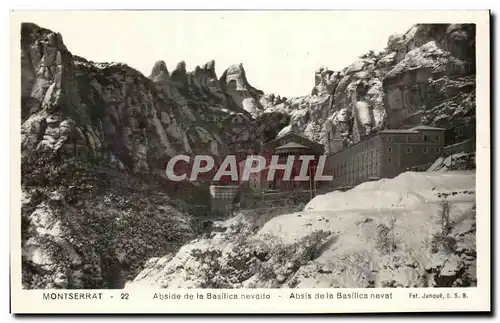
[423,134,429,141]
[436,135,440,141]
[423,147,428,153]
[406,147,412,153]
[388,136,392,142]
[388,147,392,153]
[388,157,392,163]
[407,136,412,142]
[436,147,440,153]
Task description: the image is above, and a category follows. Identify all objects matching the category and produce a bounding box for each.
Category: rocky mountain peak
[202,59,216,73]
[20,22,272,289]
[221,63,249,91]
[149,60,170,82]
[20,22,270,176]
[20,21,477,291]
[219,62,265,116]
[261,23,476,153]
[170,60,187,84]
[21,22,65,49]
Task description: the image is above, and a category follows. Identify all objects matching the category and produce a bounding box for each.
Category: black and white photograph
[11,9,490,314]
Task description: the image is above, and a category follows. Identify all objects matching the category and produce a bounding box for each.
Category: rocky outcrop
[20,22,477,289]
[21,23,266,174]
[21,150,202,289]
[261,24,476,154]
[21,22,476,164]
[20,22,267,289]
[220,63,265,116]
[254,111,291,144]
[383,24,475,130]
[428,152,476,172]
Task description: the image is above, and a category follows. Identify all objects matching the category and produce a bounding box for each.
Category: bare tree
[376,213,398,253]
[389,212,397,251]
[439,198,452,235]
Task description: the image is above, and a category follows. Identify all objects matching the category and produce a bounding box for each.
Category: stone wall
[209,185,240,217]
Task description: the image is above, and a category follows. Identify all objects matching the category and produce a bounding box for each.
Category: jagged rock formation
[21,23,266,173]
[22,150,200,289]
[20,22,265,289]
[22,23,475,165]
[261,24,476,154]
[220,63,265,116]
[254,111,291,144]
[20,22,476,289]
[127,172,476,289]
[428,152,476,172]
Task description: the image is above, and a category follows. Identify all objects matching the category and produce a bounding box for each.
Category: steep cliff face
[21,23,265,173]
[261,24,476,154]
[20,22,265,289]
[21,23,475,168]
[383,24,475,130]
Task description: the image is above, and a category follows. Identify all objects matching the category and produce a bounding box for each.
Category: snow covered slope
[127,171,476,289]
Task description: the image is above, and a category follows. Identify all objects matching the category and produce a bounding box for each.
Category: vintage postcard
[10,9,490,314]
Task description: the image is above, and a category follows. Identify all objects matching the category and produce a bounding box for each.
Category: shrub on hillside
[21,150,195,289]
[430,234,457,254]
[375,215,397,254]
[179,230,332,288]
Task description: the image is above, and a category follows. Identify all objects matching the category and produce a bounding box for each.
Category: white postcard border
[9,9,491,314]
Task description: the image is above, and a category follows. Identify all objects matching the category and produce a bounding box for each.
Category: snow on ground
[127,171,476,289]
[255,171,475,287]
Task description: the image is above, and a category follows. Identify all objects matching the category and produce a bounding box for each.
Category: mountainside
[127,171,476,288]
[22,150,198,288]
[21,23,268,169]
[261,24,476,153]
[19,22,476,289]
[20,22,476,175]
[20,22,266,289]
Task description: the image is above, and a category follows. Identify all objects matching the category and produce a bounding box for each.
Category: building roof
[275,130,310,141]
[409,125,446,131]
[326,124,447,157]
[275,142,311,150]
[378,125,446,134]
[378,129,419,134]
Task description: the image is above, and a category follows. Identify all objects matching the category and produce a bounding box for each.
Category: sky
[15,11,417,97]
